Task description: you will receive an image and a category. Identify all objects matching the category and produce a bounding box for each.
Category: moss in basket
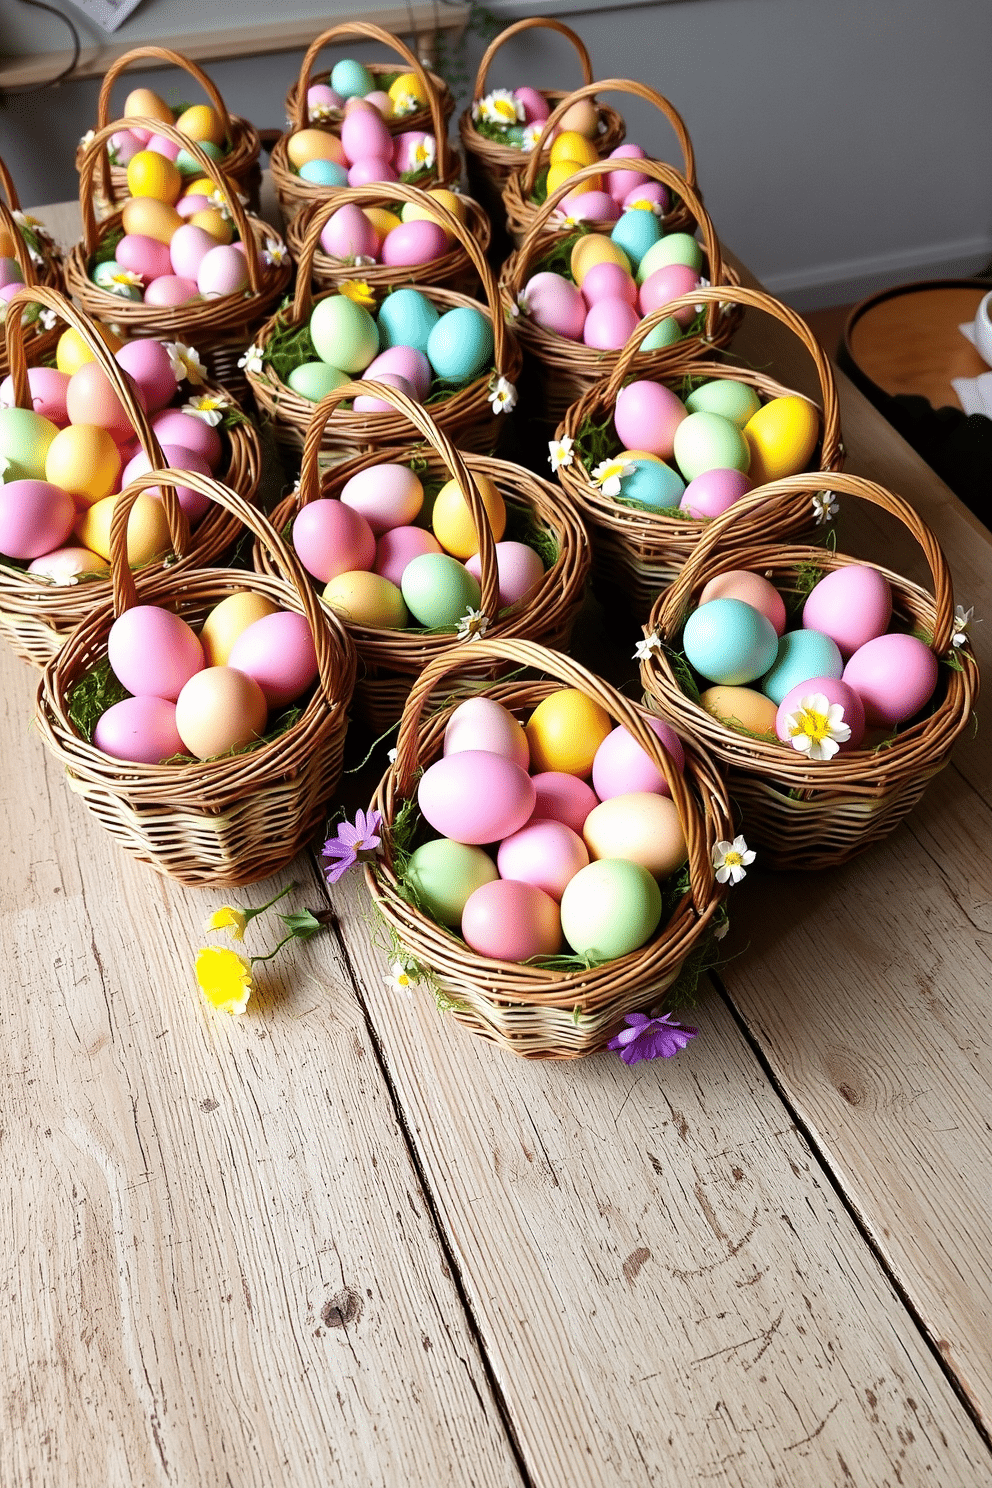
[68,657,129,742]
[503,500,559,570]
[91,227,125,271]
[262,314,319,386]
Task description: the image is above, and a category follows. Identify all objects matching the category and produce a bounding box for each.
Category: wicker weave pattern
[0,155,64,377]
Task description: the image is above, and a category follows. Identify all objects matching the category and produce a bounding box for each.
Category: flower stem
[243,882,295,926]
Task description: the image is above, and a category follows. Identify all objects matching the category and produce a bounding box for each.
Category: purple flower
[607,1012,698,1065]
[322,809,382,883]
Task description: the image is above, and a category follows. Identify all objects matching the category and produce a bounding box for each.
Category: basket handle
[471,17,594,100]
[511,156,724,342]
[520,77,696,200]
[0,154,21,211]
[298,379,500,620]
[659,471,957,654]
[0,199,39,287]
[108,468,351,708]
[289,22,451,180]
[391,635,715,914]
[290,181,510,373]
[603,284,843,471]
[78,118,264,295]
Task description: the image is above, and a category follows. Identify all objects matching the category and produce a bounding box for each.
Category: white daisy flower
[488,377,517,414]
[521,122,545,154]
[783,692,852,761]
[712,836,756,885]
[812,491,839,525]
[456,608,490,642]
[952,604,977,649]
[478,89,523,127]
[411,136,436,171]
[713,915,730,941]
[633,631,665,663]
[38,308,58,331]
[78,129,95,149]
[238,344,264,374]
[165,342,207,385]
[103,268,143,296]
[183,393,228,426]
[387,747,398,764]
[548,436,574,473]
[385,959,421,998]
[308,103,335,123]
[262,238,288,267]
[208,189,234,221]
[591,457,634,498]
[392,92,419,117]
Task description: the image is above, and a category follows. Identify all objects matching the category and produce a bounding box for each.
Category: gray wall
[2,0,990,307]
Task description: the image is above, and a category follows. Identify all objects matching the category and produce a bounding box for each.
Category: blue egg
[330,59,374,99]
[639,317,682,351]
[617,458,684,510]
[683,599,779,686]
[426,306,494,384]
[378,288,440,354]
[299,158,348,186]
[761,629,844,704]
[610,208,662,270]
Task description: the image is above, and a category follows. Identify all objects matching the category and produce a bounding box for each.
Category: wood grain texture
[848,286,989,409]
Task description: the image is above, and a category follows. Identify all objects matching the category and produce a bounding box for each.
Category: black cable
[0,0,81,103]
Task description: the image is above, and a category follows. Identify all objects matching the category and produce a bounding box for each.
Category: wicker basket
[365,636,732,1059]
[499,158,743,425]
[554,285,843,618]
[457,17,625,229]
[502,77,698,248]
[246,189,522,460]
[0,286,262,667]
[254,379,591,730]
[0,154,63,379]
[75,45,262,220]
[65,120,291,398]
[35,468,357,886]
[272,23,459,222]
[285,186,491,298]
[639,471,979,870]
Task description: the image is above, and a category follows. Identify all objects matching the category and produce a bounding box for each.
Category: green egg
[639,316,682,351]
[287,360,350,402]
[426,306,493,384]
[610,208,662,270]
[685,379,762,428]
[309,295,379,372]
[405,838,499,925]
[377,288,439,355]
[504,124,527,147]
[637,233,704,285]
[673,412,750,483]
[91,260,143,299]
[401,552,481,628]
[560,859,662,960]
[176,141,223,176]
[0,406,59,481]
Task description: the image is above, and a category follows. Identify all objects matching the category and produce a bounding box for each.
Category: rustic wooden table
[4,198,991,1487]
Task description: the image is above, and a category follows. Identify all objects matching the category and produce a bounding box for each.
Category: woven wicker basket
[272,23,459,222]
[254,379,590,730]
[285,186,491,298]
[35,468,357,886]
[366,636,732,1059]
[246,189,522,460]
[0,155,63,379]
[554,285,843,618]
[75,46,262,221]
[499,158,743,425]
[65,121,291,399]
[0,286,262,667]
[457,17,625,229]
[639,471,979,871]
[502,77,698,248]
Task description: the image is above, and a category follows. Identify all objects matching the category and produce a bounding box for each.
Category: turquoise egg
[310,295,379,372]
[378,288,440,354]
[639,317,682,351]
[401,552,482,627]
[287,361,350,402]
[673,412,750,483]
[685,379,762,428]
[426,306,494,384]
[617,458,684,510]
[299,159,348,187]
[610,208,662,270]
[683,598,779,686]
[405,838,499,925]
[761,629,844,704]
[176,141,222,176]
[330,59,374,99]
[0,406,59,481]
[637,232,704,284]
[504,124,527,148]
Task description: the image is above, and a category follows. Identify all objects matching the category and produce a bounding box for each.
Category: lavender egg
[144,275,200,307]
[559,190,620,223]
[115,339,177,414]
[364,346,432,401]
[465,541,545,609]
[347,157,397,186]
[197,244,249,300]
[679,468,753,520]
[116,233,172,283]
[583,297,640,350]
[374,526,442,587]
[381,219,448,267]
[94,695,186,764]
[0,367,69,427]
[122,444,213,524]
[513,86,549,124]
[522,271,586,339]
[353,371,416,413]
[169,223,216,281]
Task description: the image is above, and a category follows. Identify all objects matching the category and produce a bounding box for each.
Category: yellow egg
[619,448,663,464]
[431,475,506,560]
[56,323,122,375]
[742,395,820,486]
[525,689,612,777]
[387,72,428,107]
[75,492,172,566]
[123,88,174,127]
[45,424,120,505]
[583,792,688,879]
[0,228,16,258]
[700,685,780,740]
[546,160,601,197]
[126,151,182,205]
[557,98,600,139]
[322,571,408,629]
[569,234,630,285]
[549,131,599,167]
[287,129,347,170]
[199,591,280,667]
[365,207,402,239]
[175,666,269,760]
[183,176,219,199]
[187,209,233,245]
[175,103,225,147]
[399,189,465,242]
[121,197,183,245]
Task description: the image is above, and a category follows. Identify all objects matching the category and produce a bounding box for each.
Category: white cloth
[951,321,992,416]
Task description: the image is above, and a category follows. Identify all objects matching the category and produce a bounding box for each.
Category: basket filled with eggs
[364,636,732,1059]
[254,381,590,731]
[34,469,357,886]
[499,157,742,425]
[245,191,521,460]
[0,154,64,379]
[457,17,625,228]
[0,287,262,667]
[553,285,843,618]
[271,23,458,222]
[74,46,262,221]
[65,121,291,397]
[638,472,979,871]
[502,78,699,249]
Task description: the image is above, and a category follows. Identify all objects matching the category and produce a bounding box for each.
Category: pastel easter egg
[175,667,268,760]
[526,689,612,778]
[353,371,416,413]
[227,610,318,708]
[108,604,204,699]
[699,568,786,635]
[299,159,349,187]
[116,232,173,283]
[610,208,662,269]
[683,598,779,686]
[560,859,662,959]
[286,361,350,403]
[330,59,374,99]
[461,879,562,962]
[559,190,619,223]
[637,234,704,283]
[622,182,669,214]
[418,750,536,845]
[340,105,392,165]
[546,160,596,198]
[465,541,545,610]
[374,526,442,587]
[347,157,398,187]
[175,142,222,176]
[591,715,685,801]
[399,189,464,237]
[0,407,59,480]
[123,87,172,128]
[109,129,142,165]
[401,552,481,627]
[186,209,233,245]
[614,380,686,459]
[197,244,249,300]
[377,288,439,353]
[0,368,69,427]
[115,340,176,414]
[550,131,599,167]
[583,791,688,880]
[340,463,423,533]
[126,151,182,205]
[76,493,171,565]
[55,324,121,377]
[605,143,647,191]
[685,379,763,428]
[322,570,408,629]
[175,193,211,218]
[287,129,347,170]
[673,412,750,482]
[46,424,120,505]
[121,444,212,524]
[66,361,144,440]
[842,634,939,727]
[175,104,225,147]
[426,306,494,384]
[405,840,499,927]
[802,565,893,658]
[616,456,685,510]
[570,234,630,286]
[152,410,222,468]
[364,346,432,400]
[27,546,107,583]
[308,83,342,111]
[580,261,637,307]
[558,98,599,138]
[432,473,505,559]
[700,685,779,740]
[679,467,752,520]
[0,479,75,559]
[638,263,701,325]
[146,134,181,162]
[310,295,379,371]
[117,200,181,246]
[292,498,376,582]
[497,819,589,903]
[198,591,280,667]
[522,271,586,339]
[94,695,186,764]
[761,629,844,705]
[743,395,820,484]
[444,696,529,768]
[513,86,549,124]
[528,772,599,834]
[583,297,639,350]
[144,275,200,307]
[381,219,448,267]
[320,203,379,261]
[776,676,866,753]
[168,223,217,280]
[0,257,24,290]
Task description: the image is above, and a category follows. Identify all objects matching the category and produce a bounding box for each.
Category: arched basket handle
[471,17,594,100]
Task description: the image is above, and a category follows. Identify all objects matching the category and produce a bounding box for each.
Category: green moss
[262,312,320,387]
[67,658,128,742]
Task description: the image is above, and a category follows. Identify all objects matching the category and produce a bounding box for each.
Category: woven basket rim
[285,60,456,138]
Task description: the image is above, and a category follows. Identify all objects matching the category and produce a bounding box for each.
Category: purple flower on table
[607,1012,698,1065]
[322,809,382,883]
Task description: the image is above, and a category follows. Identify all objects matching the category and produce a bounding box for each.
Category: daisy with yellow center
[712,836,756,885]
[591,458,635,498]
[183,394,228,426]
[479,89,524,127]
[784,692,851,761]
[104,269,143,297]
[165,341,207,385]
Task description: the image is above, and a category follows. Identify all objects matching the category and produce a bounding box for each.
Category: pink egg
[381,219,448,267]
[0,367,70,426]
[679,467,753,520]
[144,275,200,307]
[107,605,204,700]
[374,526,442,587]
[94,695,186,764]
[169,223,217,281]
[610,143,646,160]
[461,879,562,961]
[581,261,638,307]
[292,497,376,581]
[465,541,545,609]
[622,182,670,213]
[353,371,415,413]
[152,409,223,468]
[418,750,536,844]
[122,444,212,524]
[227,610,318,708]
[497,819,588,903]
[0,281,23,305]
[320,203,379,261]
[115,233,173,284]
[591,715,685,801]
[340,462,423,534]
[176,194,210,219]
[802,565,894,658]
[0,479,76,559]
[528,772,599,834]
[775,676,866,753]
[364,346,432,401]
[27,546,108,582]
[443,697,529,769]
[0,258,24,290]
[109,129,142,164]
[114,339,177,414]
[307,83,342,110]
[606,143,648,202]
[146,134,180,161]
[392,131,432,174]
[639,263,701,324]
[65,360,145,439]
[559,190,620,223]
[365,92,393,118]
[615,380,687,459]
[842,633,939,727]
[521,271,586,340]
[129,126,152,145]
[513,86,549,124]
[699,568,786,636]
[347,157,397,186]
[197,244,249,300]
[340,107,392,164]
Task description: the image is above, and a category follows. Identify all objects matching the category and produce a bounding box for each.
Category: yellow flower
[203,904,247,940]
[195,945,252,1015]
[338,279,376,310]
